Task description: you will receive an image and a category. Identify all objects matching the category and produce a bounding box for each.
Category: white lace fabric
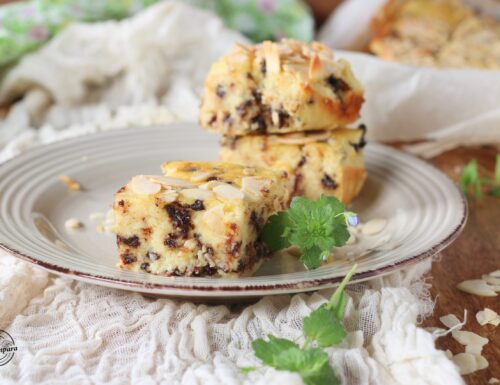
[0,2,464,384]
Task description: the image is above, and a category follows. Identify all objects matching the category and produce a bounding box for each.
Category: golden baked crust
[369,0,500,69]
[114,161,289,277]
[219,128,366,205]
[199,39,364,135]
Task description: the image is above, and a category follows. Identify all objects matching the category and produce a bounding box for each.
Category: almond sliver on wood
[456,279,497,297]
[451,330,489,346]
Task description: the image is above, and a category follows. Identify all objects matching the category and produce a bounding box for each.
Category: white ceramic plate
[0,124,466,299]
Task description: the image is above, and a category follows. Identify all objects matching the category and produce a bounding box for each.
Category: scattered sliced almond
[128,175,162,195]
[439,314,462,329]
[241,177,272,200]
[452,353,478,375]
[451,330,489,346]
[488,270,500,278]
[89,212,104,221]
[489,378,499,384]
[346,234,357,245]
[476,308,499,326]
[180,188,213,200]
[457,280,497,297]
[482,274,500,286]
[243,167,256,176]
[202,204,225,232]
[213,183,245,200]
[65,218,84,230]
[263,41,280,74]
[271,131,331,145]
[191,171,214,182]
[444,349,453,359]
[158,191,178,203]
[199,181,222,190]
[147,175,194,188]
[475,355,489,370]
[59,175,81,191]
[465,344,483,355]
[361,218,387,236]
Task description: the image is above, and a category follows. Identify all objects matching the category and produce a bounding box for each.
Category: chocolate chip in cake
[206,176,220,182]
[277,109,290,128]
[229,241,242,256]
[260,59,267,75]
[189,199,205,211]
[165,203,192,238]
[140,262,150,271]
[122,254,137,264]
[147,251,160,261]
[326,75,351,93]
[164,233,179,248]
[298,156,307,167]
[350,124,367,152]
[250,210,261,232]
[251,90,262,104]
[236,100,252,117]
[215,85,226,98]
[321,174,338,189]
[117,235,140,248]
[251,115,267,133]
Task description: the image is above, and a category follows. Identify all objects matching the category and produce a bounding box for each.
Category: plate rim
[0,125,468,296]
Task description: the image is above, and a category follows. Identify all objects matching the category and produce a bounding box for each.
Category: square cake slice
[219,127,366,205]
[114,161,290,277]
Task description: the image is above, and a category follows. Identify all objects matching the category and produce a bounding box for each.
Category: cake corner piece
[113,161,290,278]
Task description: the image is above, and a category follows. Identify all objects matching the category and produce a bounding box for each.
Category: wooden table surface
[419,145,500,385]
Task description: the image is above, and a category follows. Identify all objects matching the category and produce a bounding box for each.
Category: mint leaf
[252,336,339,385]
[489,186,500,197]
[261,211,292,250]
[460,160,483,199]
[495,154,500,184]
[327,264,357,320]
[240,366,257,374]
[252,335,298,367]
[261,195,351,270]
[277,347,339,385]
[300,246,325,270]
[303,306,346,348]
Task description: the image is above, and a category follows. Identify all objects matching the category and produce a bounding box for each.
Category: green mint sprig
[460,154,500,199]
[243,265,357,385]
[261,195,357,270]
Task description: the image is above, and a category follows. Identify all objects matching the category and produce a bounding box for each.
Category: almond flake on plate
[456,279,497,297]
[476,308,499,326]
[361,218,387,235]
[65,218,84,230]
[128,175,162,195]
[346,234,357,245]
[213,183,245,200]
[451,330,489,346]
[59,175,81,191]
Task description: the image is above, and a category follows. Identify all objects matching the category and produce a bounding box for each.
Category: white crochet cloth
[0,2,464,384]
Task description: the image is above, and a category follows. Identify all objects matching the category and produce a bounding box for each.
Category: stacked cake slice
[199,39,367,205]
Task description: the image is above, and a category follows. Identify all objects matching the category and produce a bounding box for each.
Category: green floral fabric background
[0,0,314,70]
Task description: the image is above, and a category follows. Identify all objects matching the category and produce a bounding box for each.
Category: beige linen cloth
[0,2,467,384]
